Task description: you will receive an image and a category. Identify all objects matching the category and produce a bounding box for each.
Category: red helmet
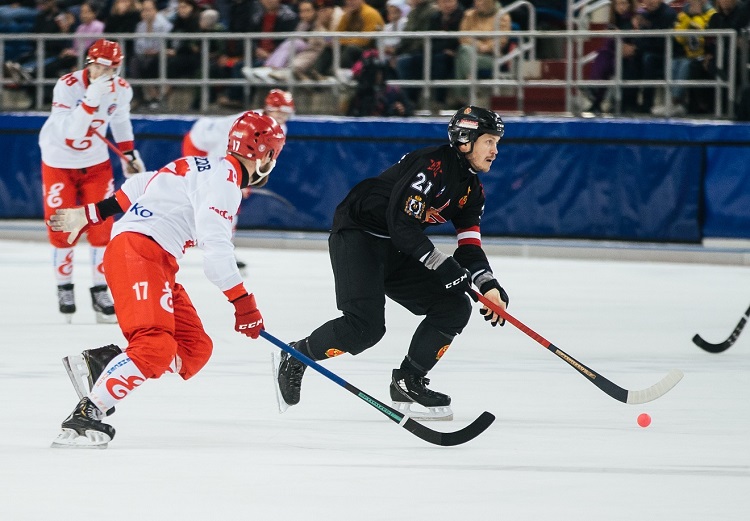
[227,111,286,162]
[264,89,295,114]
[86,39,123,68]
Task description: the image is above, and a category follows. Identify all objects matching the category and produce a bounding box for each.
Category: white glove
[121,149,146,178]
[47,204,101,245]
[82,74,114,108]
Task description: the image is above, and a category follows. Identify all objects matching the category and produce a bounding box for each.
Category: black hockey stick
[692,304,750,353]
[475,292,683,404]
[259,330,495,446]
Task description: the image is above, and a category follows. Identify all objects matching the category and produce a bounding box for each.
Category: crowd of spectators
[0,0,748,116]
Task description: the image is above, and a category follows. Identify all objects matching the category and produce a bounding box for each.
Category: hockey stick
[91,128,136,169]
[259,330,495,446]
[692,304,750,353]
[474,292,683,404]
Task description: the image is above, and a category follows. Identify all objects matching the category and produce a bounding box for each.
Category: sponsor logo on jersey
[106,373,145,399]
[404,195,425,220]
[107,103,116,116]
[458,187,471,208]
[129,202,153,218]
[325,348,345,358]
[209,206,234,222]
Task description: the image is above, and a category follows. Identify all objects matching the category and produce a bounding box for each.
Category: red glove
[232,293,264,338]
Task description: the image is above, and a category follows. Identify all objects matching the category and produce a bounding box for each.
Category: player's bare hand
[479,284,509,327]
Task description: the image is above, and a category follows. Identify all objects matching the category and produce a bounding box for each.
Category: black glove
[479,278,509,326]
[435,257,476,300]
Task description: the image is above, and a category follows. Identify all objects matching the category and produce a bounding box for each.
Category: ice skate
[273,344,307,411]
[57,283,75,323]
[90,285,117,324]
[236,257,247,276]
[390,368,453,421]
[62,344,122,411]
[51,397,115,449]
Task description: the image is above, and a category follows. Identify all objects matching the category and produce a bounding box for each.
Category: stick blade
[692,334,732,353]
[626,369,684,404]
[402,411,495,446]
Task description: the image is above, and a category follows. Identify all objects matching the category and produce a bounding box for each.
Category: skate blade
[62,313,74,324]
[270,350,289,414]
[95,312,118,324]
[62,354,90,400]
[50,428,110,449]
[391,401,454,421]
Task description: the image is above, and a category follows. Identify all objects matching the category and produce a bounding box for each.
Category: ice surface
[0,239,748,520]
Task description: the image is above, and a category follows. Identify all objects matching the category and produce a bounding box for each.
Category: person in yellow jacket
[652,0,716,116]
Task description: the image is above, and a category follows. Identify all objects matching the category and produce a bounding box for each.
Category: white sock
[53,247,74,285]
[90,246,106,286]
[88,353,146,413]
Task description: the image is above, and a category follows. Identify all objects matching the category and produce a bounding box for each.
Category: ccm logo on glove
[232,293,264,339]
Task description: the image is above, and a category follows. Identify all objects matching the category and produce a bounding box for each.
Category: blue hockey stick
[260,330,495,446]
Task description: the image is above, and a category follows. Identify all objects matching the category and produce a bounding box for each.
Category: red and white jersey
[112,154,245,293]
[39,69,135,169]
[187,110,286,157]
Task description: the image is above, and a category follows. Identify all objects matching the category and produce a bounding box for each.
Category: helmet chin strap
[249,159,275,185]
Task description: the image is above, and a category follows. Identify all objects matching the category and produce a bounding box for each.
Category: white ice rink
[0,238,748,520]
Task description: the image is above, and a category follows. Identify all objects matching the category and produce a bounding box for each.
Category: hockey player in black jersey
[275,106,510,420]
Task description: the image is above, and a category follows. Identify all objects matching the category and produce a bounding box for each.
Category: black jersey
[332,144,492,274]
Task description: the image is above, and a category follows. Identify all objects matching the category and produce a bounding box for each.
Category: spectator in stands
[244,0,319,82]
[651,0,716,116]
[428,0,465,104]
[381,0,410,60]
[698,0,750,115]
[393,0,437,102]
[626,0,677,114]
[197,8,227,101]
[0,0,38,61]
[5,2,80,94]
[347,48,413,116]
[73,2,105,57]
[221,0,297,104]
[104,0,142,59]
[289,0,343,80]
[166,0,201,78]
[584,0,637,114]
[312,0,385,78]
[128,0,173,109]
[452,0,513,107]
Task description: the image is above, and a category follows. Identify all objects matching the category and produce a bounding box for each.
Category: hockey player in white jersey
[182,88,294,158]
[39,38,146,324]
[182,88,294,272]
[48,111,286,448]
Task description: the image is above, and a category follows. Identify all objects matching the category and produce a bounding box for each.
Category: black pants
[305,229,472,374]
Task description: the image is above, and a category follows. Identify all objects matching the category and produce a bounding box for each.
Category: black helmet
[448,106,505,147]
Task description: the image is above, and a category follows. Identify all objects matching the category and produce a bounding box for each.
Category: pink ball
[637,413,651,428]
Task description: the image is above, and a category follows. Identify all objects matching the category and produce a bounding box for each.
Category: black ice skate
[272,346,307,412]
[51,397,115,449]
[90,285,117,324]
[62,344,122,418]
[390,368,453,421]
[57,283,75,323]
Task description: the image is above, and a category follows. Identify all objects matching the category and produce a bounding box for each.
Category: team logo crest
[436,345,450,360]
[405,195,425,220]
[107,103,117,116]
[325,348,345,358]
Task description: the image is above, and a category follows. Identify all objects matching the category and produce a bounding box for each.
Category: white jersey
[39,69,135,169]
[113,154,245,293]
[187,110,287,157]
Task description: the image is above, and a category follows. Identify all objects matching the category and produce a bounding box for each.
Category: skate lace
[58,287,75,306]
[83,400,104,421]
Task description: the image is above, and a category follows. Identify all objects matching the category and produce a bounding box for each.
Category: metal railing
[0,27,739,117]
